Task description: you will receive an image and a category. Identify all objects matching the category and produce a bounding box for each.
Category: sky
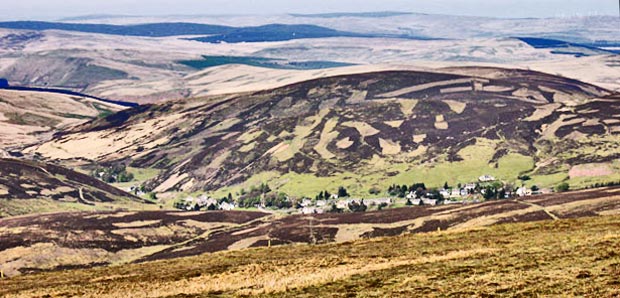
[0,0,617,21]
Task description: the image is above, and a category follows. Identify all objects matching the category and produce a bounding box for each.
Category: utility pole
[309,217,317,245]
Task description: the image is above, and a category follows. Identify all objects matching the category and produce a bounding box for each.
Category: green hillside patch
[210,138,535,198]
[391,140,534,189]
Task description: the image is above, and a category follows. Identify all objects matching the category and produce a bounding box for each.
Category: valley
[22,67,620,200]
[0,8,619,297]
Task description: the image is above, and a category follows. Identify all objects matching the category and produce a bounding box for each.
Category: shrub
[338,186,349,198]
[556,183,570,192]
[348,200,367,212]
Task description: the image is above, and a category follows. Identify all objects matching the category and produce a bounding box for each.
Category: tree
[388,184,398,196]
[405,198,413,206]
[498,188,507,199]
[483,187,497,200]
[443,182,449,189]
[259,183,271,194]
[378,202,388,210]
[117,171,134,183]
[348,200,367,212]
[556,183,570,192]
[531,185,540,192]
[338,186,350,198]
[398,185,408,198]
[518,175,531,181]
[324,190,332,199]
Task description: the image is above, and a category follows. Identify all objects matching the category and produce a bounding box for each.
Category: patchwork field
[0,210,618,297]
[24,67,620,199]
[1,187,620,277]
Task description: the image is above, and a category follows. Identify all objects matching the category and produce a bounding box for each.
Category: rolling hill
[0,186,619,277]
[0,21,415,43]
[26,67,620,198]
[0,88,128,149]
[0,21,232,37]
[0,158,150,218]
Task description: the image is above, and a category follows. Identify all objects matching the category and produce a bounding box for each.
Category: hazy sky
[0,0,617,21]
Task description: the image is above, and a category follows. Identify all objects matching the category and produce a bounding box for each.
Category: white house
[465,183,477,190]
[479,175,496,182]
[336,200,349,210]
[516,187,531,197]
[451,189,461,197]
[301,207,324,214]
[439,189,451,198]
[422,198,439,206]
[220,202,236,211]
[315,200,327,207]
[367,198,392,206]
[300,199,313,207]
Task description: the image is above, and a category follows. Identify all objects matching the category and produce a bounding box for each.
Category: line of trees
[387,183,426,198]
[315,186,350,200]
[90,163,134,183]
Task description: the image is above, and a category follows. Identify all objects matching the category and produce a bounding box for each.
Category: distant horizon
[0,10,615,23]
[0,0,617,22]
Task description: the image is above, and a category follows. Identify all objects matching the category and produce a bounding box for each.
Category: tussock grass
[1,215,619,297]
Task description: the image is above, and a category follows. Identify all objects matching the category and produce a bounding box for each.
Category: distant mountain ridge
[0,21,433,42]
[289,12,415,18]
[0,21,231,37]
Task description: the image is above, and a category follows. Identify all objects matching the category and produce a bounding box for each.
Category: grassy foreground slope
[1,186,619,277]
[0,215,618,297]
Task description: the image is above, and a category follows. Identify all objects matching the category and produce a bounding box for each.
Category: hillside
[1,24,617,103]
[1,211,618,297]
[1,184,619,276]
[0,89,128,149]
[26,67,620,197]
[0,21,232,37]
[0,21,400,42]
[0,159,150,218]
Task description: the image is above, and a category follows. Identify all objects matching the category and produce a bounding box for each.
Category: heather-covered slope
[27,67,619,196]
[0,158,149,217]
[0,186,619,277]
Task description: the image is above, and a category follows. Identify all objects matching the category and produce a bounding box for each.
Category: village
[171,174,550,214]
